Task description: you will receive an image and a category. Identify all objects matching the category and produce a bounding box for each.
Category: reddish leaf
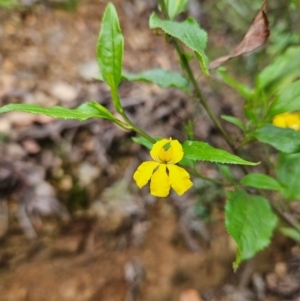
[209,0,269,69]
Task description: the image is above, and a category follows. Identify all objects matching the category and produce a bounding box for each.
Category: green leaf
[256,46,300,95]
[277,152,300,200]
[268,80,300,118]
[182,140,258,165]
[122,69,189,93]
[164,0,189,19]
[178,157,194,167]
[149,13,209,76]
[97,3,124,89]
[132,136,157,150]
[0,0,18,9]
[225,189,278,269]
[241,173,283,191]
[217,164,235,182]
[280,227,300,242]
[255,124,300,153]
[221,115,245,131]
[0,101,117,121]
[218,69,252,101]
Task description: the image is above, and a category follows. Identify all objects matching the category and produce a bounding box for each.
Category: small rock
[266,273,277,289]
[5,111,39,128]
[50,82,78,104]
[22,139,41,154]
[77,162,100,187]
[59,278,80,301]
[5,143,27,160]
[78,60,99,81]
[34,90,58,106]
[34,181,55,197]
[0,118,11,134]
[179,289,203,301]
[59,175,73,191]
[252,273,266,300]
[53,236,80,255]
[24,165,45,186]
[0,74,16,98]
[274,262,287,279]
[59,275,94,301]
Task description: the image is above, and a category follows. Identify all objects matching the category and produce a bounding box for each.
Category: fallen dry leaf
[209,0,269,69]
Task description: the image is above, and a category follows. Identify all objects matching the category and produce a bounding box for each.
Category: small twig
[267,284,300,299]
[179,217,201,252]
[0,200,8,238]
[17,203,37,240]
[238,258,255,289]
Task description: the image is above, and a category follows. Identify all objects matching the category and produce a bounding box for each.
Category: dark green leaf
[241,173,283,191]
[182,140,258,165]
[255,124,300,153]
[123,69,189,93]
[149,13,209,75]
[268,80,300,117]
[97,3,124,89]
[277,152,300,200]
[0,101,116,121]
[225,189,278,269]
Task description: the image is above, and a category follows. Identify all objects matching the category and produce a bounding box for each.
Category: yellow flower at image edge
[133,138,193,197]
[272,112,300,131]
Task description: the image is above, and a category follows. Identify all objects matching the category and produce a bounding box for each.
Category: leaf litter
[0,0,299,300]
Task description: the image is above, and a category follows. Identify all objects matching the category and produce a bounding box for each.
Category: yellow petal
[167,165,193,196]
[272,113,300,131]
[150,164,170,197]
[272,114,287,128]
[286,113,300,131]
[150,138,184,164]
[133,161,159,188]
[150,139,170,162]
[169,139,184,164]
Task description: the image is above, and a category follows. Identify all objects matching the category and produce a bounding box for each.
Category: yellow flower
[272,112,300,131]
[133,138,193,197]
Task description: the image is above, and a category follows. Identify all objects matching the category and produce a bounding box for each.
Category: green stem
[112,118,132,131]
[158,7,300,235]
[113,91,156,144]
[173,40,234,150]
[190,169,230,186]
[121,111,156,144]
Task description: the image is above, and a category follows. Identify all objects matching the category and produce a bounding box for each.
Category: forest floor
[0,1,299,300]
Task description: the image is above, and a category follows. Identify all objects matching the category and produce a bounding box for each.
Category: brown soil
[0,1,298,301]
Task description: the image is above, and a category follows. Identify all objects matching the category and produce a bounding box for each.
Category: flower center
[158,142,173,163]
